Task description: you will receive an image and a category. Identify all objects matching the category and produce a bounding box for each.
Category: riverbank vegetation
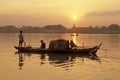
[0,24,120,34]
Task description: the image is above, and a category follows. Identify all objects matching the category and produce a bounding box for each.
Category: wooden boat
[14,39,102,54]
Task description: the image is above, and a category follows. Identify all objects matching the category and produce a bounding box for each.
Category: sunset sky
[0,0,120,28]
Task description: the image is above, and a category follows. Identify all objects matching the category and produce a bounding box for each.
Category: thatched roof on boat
[49,39,69,50]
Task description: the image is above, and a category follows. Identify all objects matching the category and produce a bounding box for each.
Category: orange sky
[0,0,120,27]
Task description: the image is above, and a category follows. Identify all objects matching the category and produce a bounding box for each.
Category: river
[0,33,120,80]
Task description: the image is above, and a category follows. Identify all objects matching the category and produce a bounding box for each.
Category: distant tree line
[0,24,120,34]
[71,24,120,34]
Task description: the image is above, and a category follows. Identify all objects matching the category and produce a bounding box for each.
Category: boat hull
[14,44,102,54]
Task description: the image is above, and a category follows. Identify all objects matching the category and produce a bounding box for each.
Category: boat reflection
[15,52,101,70]
[48,53,101,68]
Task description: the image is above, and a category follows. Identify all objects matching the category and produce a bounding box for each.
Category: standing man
[18,30,24,47]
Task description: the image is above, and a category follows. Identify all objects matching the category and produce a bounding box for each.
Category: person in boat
[18,30,24,47]
[70,40,77,49]
[40,40,46,49]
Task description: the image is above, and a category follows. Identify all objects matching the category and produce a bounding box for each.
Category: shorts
[19,41,23,43]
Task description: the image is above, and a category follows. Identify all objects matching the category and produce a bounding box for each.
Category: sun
[73,16,77,20]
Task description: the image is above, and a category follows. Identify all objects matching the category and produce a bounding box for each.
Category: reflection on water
[15,52,101,70]
[0,33,120,80]
[18,53,24,70]
[71,33,77,44]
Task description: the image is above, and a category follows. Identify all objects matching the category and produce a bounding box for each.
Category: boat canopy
[49,39,69,50]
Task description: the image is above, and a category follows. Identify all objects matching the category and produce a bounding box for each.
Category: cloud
[86,10,120,17]
[24,0,66,7]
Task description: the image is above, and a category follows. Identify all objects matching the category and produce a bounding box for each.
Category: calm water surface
[0,33,120,80]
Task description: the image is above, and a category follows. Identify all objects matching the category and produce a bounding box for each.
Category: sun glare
[73,16,77,20]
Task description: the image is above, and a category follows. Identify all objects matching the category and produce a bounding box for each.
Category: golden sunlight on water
[72,33,77,44]
[0,33,120,80]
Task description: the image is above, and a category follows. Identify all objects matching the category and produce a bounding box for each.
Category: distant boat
[14,39,102,54]
[70,33,78,36]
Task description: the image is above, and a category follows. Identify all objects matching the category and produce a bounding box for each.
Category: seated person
[40,40,46,49]
[70,40,77,49]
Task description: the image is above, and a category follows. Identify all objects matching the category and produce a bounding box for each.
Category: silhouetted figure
[40,40,46,49]
[18,30,24,47]
[70,40,77,49]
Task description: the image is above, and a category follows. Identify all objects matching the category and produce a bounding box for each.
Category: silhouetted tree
[108,24,120,30]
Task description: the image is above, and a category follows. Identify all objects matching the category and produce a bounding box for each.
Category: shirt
[19,33,24,42]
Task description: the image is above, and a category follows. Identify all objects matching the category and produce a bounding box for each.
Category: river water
[0,33,120,80]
